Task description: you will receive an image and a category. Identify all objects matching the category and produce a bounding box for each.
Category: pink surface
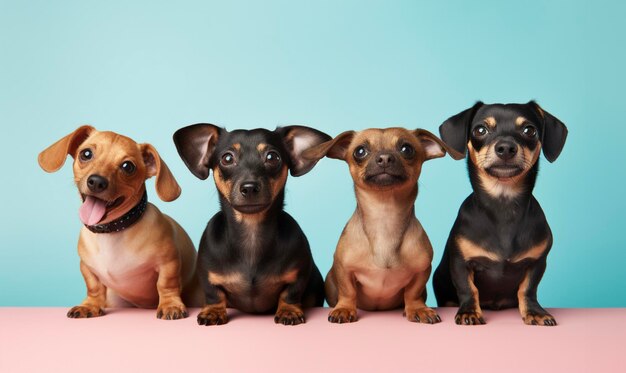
[1,307,624,372]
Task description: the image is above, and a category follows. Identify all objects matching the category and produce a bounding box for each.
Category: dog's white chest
[92,246,149,282]
[354,265,412,300]
[82,233,158,300]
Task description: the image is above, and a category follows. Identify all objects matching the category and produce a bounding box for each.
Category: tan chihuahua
[304,128,462,323]
[38,126,201,319]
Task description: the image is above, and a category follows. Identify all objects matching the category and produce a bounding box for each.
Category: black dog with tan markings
[173,124,328,326]
[433,101,567,326]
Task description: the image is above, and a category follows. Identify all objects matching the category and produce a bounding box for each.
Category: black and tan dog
[173,124,328,325]
[433,101,567,326]
[304,128,462,323]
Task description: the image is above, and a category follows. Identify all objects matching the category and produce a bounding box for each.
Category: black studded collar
[84,191,148,234]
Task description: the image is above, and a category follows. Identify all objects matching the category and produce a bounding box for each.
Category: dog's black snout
[376,153,396,167]
[240,182,261,197]
[87,175,108,193]
[495,141,518,160]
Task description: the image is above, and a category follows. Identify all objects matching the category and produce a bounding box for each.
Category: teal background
[1,0,624,307]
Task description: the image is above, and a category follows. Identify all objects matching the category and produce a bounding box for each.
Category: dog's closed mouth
[366,172,406,186]
[232,203,270,214]
[486,165,523,179]
[79,195,124,225]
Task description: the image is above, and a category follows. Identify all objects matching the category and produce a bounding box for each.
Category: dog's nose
[87,175,108,193]
[240,182,261,197]
[376,153,396,167]
[495,141,518,160]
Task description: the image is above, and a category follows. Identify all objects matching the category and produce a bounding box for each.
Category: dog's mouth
[365,172,407,186]
[485,164,524,179]
[79,194,124,225]
[232,203,270,215]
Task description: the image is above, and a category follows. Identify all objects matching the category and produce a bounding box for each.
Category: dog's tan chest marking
[511,239,549,263]
[208,272,246,293]
[457,236,549,264]
[456,236,501,261]
[208,269,299,300]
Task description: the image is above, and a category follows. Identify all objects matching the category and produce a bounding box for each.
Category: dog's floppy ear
[529,101,568,163]
[302,130,355,163]
[413,129,465,161]
[141,144,181,202]
[438,102,483,158]
[38,125,95,172]
[173,124,221,180]
[276,126,332,177]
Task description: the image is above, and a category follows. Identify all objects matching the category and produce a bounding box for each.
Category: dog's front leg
[67,261,107,318]
[274,271,309,326]
[518,258,556,326]
[403,266,441,324]
[450,255,485,325]
[197,269,228,326]
[327,264,358,323]
[155,259,188,320]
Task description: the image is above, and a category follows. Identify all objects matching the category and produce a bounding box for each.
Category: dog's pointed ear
[38,125,95,172]
[438,102,483,158]
[413,129,465,161]
[141,144,181,202]
[173,124,221,180]
[529,101,568,163]
[276,126,332,177]
[302,130,355,164]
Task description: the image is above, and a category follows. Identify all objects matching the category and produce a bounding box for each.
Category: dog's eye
[472,125,488,137]
[399,143,415,158]
[120,161,136,174]
[221,152,235,166]
[522,125,537,138]
[265,151,281,167]
[353,146,368,160]
[79,148,93,162]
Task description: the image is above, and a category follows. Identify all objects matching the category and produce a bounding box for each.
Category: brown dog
[38,126,201,319]
[304,128,462,323]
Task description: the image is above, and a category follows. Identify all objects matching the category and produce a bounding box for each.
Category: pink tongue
[79,196,108,225]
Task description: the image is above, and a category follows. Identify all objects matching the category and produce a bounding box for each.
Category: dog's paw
[67,305,105,318]
[197,306,228,326]
[523,312,557,326]
[328,307,358,324]
[404,307,441,324]
[455,311,485,325]
[274,307,305,326]
[156,302,188,320]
